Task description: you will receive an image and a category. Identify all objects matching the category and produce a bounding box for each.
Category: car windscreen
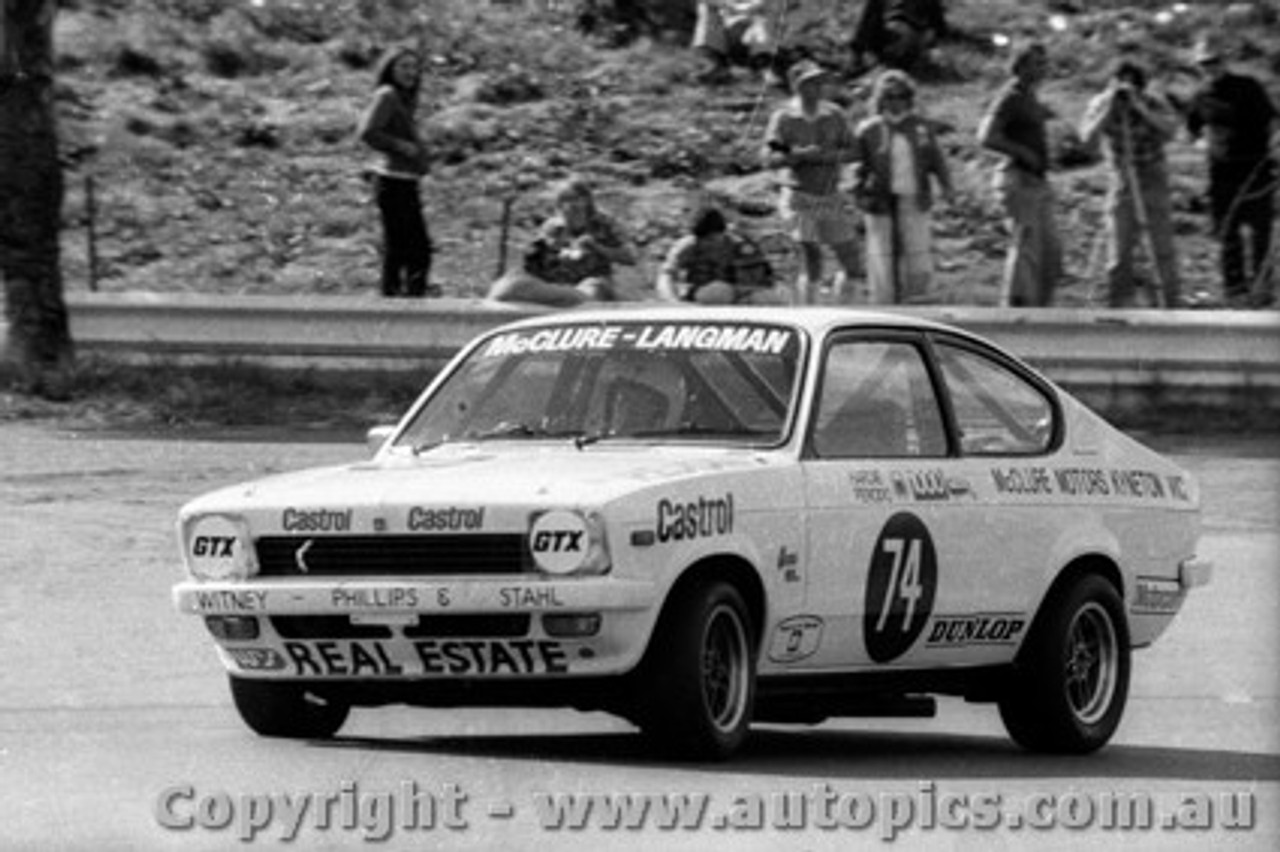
[395,321,804,452]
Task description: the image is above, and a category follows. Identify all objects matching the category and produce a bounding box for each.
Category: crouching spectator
[851,0,949,75]
[693,0,783,85]
[656,208,787,305]
[488,177,636,308]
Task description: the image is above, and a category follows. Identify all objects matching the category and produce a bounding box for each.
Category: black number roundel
[863,512,938,663]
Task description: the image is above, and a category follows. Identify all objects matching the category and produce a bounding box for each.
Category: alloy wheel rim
[1064,601,1118,725]
[702,604,749,732]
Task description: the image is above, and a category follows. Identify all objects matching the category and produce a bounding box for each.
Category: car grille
[405,614,531,638]
[254,535,530,577]
[267,614,532,641]
[270,616,391,640]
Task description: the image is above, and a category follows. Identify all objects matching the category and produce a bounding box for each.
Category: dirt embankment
[43,0,1280,306]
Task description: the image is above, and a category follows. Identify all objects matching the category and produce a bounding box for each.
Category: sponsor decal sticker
[990,466,1054,496]
[776,546,801,583]
[1133,578,1185,614]
[194,589,268,612]
[1109,469,1166,499]
[925,614,1026,646]
[281,508,352,532]
[849,470,894,504]
[499,586,566,608]
[414,639,569,675]
[768,615,823,663]
[529,510,590,574]
[407,506,485,532]
[480,323,796,359]
[990,466,1178,502]
[188,515,251,581]
[656,493,735,543]
[889,469,953,502]
[283,640,405,676]
[331,587,420,609]
[863,512,938,663]
[226,648,286,671]
[279,639,571,677]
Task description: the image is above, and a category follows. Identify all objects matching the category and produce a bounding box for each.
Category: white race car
[174,308,1211,759]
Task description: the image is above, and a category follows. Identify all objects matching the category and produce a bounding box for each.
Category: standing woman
[358,47,438,298]
[853,70,952,304]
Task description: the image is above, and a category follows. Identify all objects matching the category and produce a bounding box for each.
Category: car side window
[935,342,1054,456]
[811,339,947,459]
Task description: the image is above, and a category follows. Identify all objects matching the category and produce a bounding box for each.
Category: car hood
[181,443,781,524]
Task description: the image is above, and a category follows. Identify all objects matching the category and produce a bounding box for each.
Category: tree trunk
[1,0,72,399]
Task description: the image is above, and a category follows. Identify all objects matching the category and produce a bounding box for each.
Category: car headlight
[181,514,257,581]
[528,509,611,576]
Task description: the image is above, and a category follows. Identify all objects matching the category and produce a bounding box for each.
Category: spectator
[1184,36,1278,308]
[487,177,636,307]
[977,41,1061,307]
[656,207,787,304]
[1080,58,1181,308]
[851,0,948,74]
[763,60,861,304]
[852,70,953,304]
[692,1,782,85]
[357,46,438,297]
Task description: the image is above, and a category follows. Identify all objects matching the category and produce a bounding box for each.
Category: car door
[798,330,967,671]
[921,334,1062,661]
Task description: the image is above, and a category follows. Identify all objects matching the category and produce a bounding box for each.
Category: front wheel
[998,574,1130,754]
[229,675,349,739]
[636,580,756,760]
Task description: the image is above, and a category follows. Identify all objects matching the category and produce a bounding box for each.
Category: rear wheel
[999,574,1129,754]
[229,675,349,739]
[636,580,756,760]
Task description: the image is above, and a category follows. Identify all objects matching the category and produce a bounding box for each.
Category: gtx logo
[532,530,583,553]
[192,536,235,557]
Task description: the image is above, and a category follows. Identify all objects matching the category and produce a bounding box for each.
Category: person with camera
[1080,57,1181,308]
[1184,36,1278,308]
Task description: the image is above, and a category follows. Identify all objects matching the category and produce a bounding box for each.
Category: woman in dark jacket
[357,47,437,297]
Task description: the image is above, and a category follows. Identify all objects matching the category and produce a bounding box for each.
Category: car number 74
[863,512,938,663]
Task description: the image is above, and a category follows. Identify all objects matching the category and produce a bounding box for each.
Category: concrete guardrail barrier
[4,292,1279,416]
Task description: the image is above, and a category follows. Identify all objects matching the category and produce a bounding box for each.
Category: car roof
[493,305,975,340]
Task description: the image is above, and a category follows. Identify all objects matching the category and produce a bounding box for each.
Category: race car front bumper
[173,577,659,680]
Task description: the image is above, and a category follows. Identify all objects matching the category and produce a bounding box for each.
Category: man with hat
[1184,34,1277,307]
[763,59,862,304]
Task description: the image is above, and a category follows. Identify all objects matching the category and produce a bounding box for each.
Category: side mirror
[366,425,396,457]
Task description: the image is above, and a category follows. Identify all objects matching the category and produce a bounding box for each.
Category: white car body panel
[173,307,1207,701]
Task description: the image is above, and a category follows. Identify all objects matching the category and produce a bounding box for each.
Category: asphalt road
[0,425,1276,851]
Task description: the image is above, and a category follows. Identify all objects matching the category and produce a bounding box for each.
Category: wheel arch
[658,554,768,650]
[1019,554,1126,662]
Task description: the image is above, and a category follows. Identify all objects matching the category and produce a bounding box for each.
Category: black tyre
[637,580,756,760]
[229,675,349,739]
[998,573,1130,754]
